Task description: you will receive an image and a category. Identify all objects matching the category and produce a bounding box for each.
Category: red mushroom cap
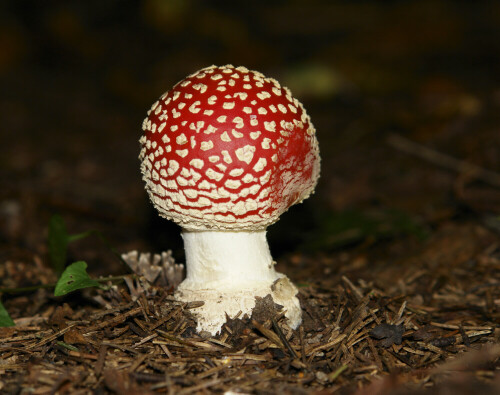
[140,65,320,231]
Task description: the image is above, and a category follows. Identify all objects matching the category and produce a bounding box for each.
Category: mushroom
[139,65,320,335]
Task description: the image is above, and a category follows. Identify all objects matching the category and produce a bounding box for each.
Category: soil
[1,1,499,394]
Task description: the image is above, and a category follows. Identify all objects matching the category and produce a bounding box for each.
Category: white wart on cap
[139,65,320,335]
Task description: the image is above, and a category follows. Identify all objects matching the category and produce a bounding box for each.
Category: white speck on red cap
[140,65,320,231]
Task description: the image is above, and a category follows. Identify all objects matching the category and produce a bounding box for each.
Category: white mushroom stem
[181,230,277,289]
[175,230,302,335]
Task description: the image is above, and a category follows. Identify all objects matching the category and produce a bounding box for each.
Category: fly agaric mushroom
[139,65,320,334]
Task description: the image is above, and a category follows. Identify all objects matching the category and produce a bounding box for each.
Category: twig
[387,133,500,188]
[82,307,142,333]
[95,344,108,377]
[271,317,298,358]
[342,276,364,302]
[251,320,285,350]
[156,329,198,348]
[27,324,77,350]
[299,326,307,365]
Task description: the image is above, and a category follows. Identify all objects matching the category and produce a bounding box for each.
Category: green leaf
[48,215,128,277]
[48,215,70,274]
[48,215,95,275]
[54,261,100,297]
[68,231,93,243]
[0,299,15,327]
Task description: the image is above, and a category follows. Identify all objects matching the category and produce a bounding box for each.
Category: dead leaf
[104,369,154,395]
[370,324,404,348]
[251,294,283,323]
[63,327,86,344]
[48,303,73,328]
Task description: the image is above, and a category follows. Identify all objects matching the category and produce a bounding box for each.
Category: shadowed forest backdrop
[1,1,499,265]
[0,1,499,394]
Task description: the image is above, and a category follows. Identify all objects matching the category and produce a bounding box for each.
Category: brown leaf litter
[0,223,499,394]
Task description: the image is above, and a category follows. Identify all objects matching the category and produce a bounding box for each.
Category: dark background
[1,0,500,277]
